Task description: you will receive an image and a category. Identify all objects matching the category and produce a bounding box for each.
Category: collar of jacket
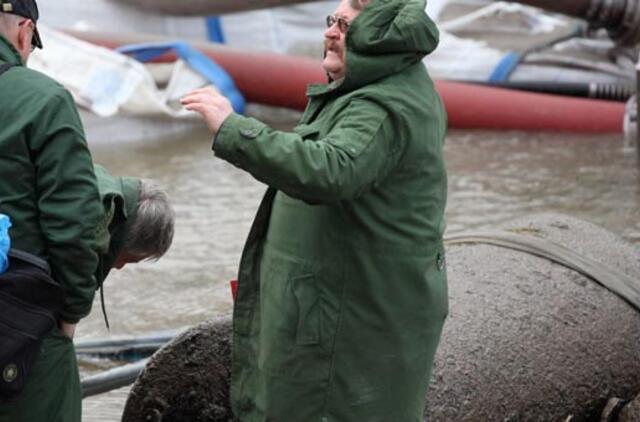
[307,0,438,98]
[94,164,140,285]
[0,34,23,66]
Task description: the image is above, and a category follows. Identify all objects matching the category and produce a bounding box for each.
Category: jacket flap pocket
[326,99,388,159]
[293,124,321,140]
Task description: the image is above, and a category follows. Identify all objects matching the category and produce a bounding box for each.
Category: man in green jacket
[0,0,103,420]
[0,1,174,418]
[182,0,448,420]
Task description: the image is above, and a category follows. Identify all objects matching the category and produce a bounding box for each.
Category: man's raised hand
[181,87,234,135]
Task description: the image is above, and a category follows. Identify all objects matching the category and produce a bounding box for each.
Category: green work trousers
[0,328,81,422]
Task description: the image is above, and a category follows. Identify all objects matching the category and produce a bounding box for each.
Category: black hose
[463,80,635,101]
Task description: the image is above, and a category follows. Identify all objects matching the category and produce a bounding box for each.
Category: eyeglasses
[18,19,37,52]
[326,14,350,34]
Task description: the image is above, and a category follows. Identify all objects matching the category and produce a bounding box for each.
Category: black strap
[100,286,110,330]
[0,63,14,77]
[8,249,50,275]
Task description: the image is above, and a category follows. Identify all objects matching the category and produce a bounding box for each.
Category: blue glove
[0,214,11,273]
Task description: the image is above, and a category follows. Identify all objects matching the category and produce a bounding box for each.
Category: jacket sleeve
[213,99,399,203]
[31,89,102,323]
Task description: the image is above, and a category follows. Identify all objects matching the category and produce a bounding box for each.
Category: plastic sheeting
[29,27,213,118]
[0,215,11,274]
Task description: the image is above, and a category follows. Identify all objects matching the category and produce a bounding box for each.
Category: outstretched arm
[182,88,399,203]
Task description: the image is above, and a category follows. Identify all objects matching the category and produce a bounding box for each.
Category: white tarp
[29,27,210,118]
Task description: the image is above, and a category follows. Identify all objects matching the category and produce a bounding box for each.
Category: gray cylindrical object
[425,214,640,420]
[81,360,148,398]
[122,214,640,421]
[122,317,233,422]
[110,0,320,16]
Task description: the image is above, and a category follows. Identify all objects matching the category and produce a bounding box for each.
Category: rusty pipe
[505,0,640,46]
[110,0,321,16]
[112,0,640,45]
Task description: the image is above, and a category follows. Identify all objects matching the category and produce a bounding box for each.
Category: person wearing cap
[0,0,42,54]
[182,0,448,420]
[0,0,101,420]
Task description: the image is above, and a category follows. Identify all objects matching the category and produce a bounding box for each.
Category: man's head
[323,0,370,81]
[0,0,42,62]
[113,179,175,270]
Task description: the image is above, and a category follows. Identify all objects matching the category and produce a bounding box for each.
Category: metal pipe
[81,359,148,398]
[110,0,320,16]
[474,80,635,101]
[505,0,640,46]
[75,330,177,353]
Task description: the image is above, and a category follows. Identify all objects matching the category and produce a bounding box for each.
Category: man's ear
[16,20,31,54]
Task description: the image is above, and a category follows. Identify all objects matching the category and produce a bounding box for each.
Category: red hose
[436,81,625,133]
[68,30,626,133]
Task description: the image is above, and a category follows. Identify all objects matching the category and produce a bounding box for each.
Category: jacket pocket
[326,99,387,159]
[292,274,320,346]
[257,251,328,381]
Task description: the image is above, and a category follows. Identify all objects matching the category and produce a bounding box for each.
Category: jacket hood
[310,0,439,96]
[94,164,140,284]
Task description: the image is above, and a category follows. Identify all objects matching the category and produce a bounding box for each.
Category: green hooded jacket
[214,1,448,420]
[93,164,140,285]
[0,35,102,323]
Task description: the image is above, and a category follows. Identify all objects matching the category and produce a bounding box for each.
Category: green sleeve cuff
[213,113,267,166]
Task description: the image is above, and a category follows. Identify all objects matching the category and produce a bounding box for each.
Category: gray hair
[123,179,175,261]
[0,13,21,39]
